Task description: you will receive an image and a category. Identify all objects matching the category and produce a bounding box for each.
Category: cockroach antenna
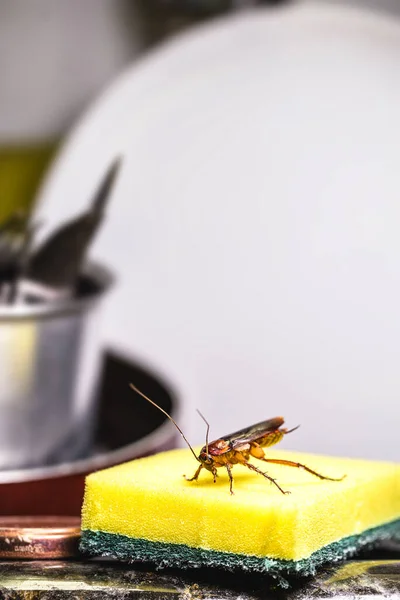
[196,409,210,455]
[129,383,199,463]
[286,425,300,434]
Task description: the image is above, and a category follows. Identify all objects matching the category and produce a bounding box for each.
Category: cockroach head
[198,450,213,469]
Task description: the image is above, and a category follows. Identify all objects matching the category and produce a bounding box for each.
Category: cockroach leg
[260,458,345,482]
[212,467,218,483]
[184,464,203,482]
[243,461,290,495]
[225,464,234,495]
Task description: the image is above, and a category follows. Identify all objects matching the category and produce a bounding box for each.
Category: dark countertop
[1,552,400,599]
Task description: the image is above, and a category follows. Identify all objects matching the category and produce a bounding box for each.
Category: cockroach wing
[207,439,231,456]
[226,417,285,448]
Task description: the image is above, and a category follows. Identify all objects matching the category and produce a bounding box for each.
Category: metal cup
[0,263,113,470]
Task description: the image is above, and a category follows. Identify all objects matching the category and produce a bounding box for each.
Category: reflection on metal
[0,516,81,560]
[0,559,400,599]
[0,262,114,470]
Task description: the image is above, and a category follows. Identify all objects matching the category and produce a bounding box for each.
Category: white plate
[36,1,400,461]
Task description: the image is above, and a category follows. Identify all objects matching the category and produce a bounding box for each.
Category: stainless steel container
[0,263,113,470]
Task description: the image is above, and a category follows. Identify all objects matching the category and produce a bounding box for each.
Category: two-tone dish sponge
[80,448,400,583]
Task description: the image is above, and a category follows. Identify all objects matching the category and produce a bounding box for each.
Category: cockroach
[130,384,345,495]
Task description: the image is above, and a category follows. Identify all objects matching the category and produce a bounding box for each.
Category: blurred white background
[0,0,143,142]
[1,0,400,143]
[2,0,400,462]
[33,0,400,462]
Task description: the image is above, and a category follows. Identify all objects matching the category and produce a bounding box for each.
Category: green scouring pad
[80,448,400,582]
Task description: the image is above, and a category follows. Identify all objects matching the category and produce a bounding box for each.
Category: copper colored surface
[0,516,81,559]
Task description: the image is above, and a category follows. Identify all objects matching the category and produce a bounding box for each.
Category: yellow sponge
[81,448,400,580]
